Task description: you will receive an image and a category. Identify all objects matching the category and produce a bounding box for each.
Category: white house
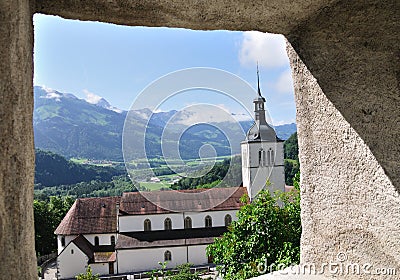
[55,196,119,279]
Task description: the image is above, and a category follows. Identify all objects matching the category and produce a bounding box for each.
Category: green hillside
[34,86,297,161]
[35,149,125,187]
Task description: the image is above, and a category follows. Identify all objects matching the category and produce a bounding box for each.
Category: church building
[241,69,285,200]
[54,75,285,279]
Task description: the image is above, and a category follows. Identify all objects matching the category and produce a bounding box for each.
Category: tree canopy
[207,173,301,279]
[34,196,74,256]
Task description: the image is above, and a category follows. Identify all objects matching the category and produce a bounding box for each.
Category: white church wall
[57,235,77,254]
[119,210,238,233]
[241,141,285,199]
[242,142,283,168]
[117,246,187,273]
[84,233,116,246]
[57,242,88,279]
[188,245,208,265]
[119,213,184,232]
[185,210,238,228]
[250,165,285,197]
[91,262,110,276]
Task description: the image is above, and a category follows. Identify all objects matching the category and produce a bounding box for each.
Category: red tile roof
[119,187,247,214]
[55,196,120,235]
[71,235,94,260]
[55,187,247,235]
[93,252,116,263]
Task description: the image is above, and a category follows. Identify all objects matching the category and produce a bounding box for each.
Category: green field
[140,182,171,191]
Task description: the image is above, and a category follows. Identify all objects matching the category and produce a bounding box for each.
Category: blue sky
[33,14,296,125]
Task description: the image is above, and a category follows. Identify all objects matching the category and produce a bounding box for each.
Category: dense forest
[35,149,124,187]
[172,156,242,190]
[34,175,141,201]
[283,132,300,185]
[172,132,300,188]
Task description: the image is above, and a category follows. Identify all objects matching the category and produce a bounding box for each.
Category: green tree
[34,196,74,256]
[283,132,298,161]
[284,132,300,185]
[76,266,100,280]
[168,263,201,280]
[284,159,300,185]
[207,174,301,279]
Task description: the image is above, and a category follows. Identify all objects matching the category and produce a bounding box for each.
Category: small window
[263,151,266,166]
[144,219,152,231]
[267,149,271,166]
[164,218,172,230]
[110,236,115,246]
[205,215,212,228]
[271,150,275,165]
[164,250,172,261]
[71,249,74,254]
[94,236,99,246]
[184,217,192,229]
[61,236,65,247]
[224,214,232,226]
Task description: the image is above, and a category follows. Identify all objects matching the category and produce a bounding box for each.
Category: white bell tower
[241,68,285,200]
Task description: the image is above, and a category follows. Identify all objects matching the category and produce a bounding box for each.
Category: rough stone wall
[0,0,37,279]
[34,0,339,34]
[285,1,400,278]
[288,42,400,279]
[287,0,400,191]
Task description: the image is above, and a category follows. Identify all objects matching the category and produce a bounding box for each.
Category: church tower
[241,68,285,200]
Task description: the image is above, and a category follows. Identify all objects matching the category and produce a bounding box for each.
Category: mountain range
[34,86,296,161]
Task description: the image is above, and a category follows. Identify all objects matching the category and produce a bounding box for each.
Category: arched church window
[184,216,192,229]
[144,219,151,231]
[164,218,172,230]
[267,149,272,166]
[259,149,267,166]
[61,236,65,247]
[270,149,275,165]
[164,250,172,261]
[110,236,115,246]
[263,150,266,166]
[94,236,99,246]
[224,214,232,226]
[205,215,212,228]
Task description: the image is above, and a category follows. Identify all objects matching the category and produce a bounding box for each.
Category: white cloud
[172,104,251,125]
[83,89,102,104]
[40,86,62,101]
[239,31,288,68]
[272,118,296,126]
[275,69,294,94]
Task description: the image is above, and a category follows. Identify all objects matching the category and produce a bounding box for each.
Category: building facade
[55,187,246,279]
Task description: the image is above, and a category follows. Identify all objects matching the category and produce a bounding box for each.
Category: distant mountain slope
[275,123,297,140]
[34,86,296,160]
[35,149,124,187]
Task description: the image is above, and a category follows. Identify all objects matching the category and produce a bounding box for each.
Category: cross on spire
[257,62,262,97]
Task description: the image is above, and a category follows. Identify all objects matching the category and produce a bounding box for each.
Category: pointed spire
[257,62,262,97]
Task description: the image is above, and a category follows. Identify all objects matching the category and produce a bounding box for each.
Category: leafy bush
[207,173,301,279]
[147,262,202,280]
[76,266,100,280]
